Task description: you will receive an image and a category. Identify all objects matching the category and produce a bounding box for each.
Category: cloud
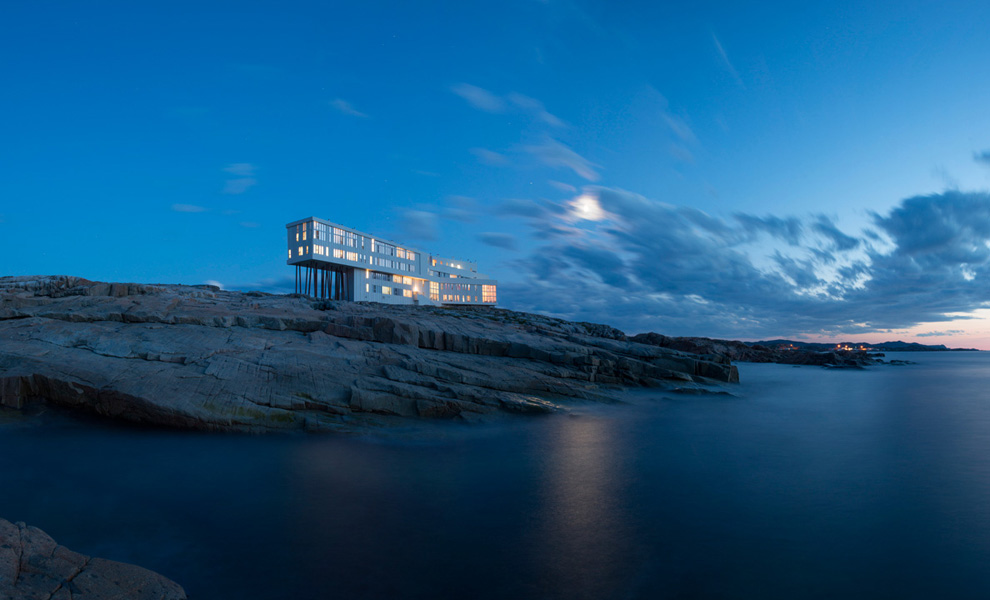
[812,215,859,251]
[975,150,990,167]
[451,85,565,127]
[524,137,600,181]
[331,98,369,118]
[479,232,518,250]
[496,198,552,219]
[222,163,257,195]
[734,214,804,245]
[223,163,255,177]
[916,330,964,337]
[712,32,745,88]
[450,83,505,112]
[470,148,510,166]
[549,180,577,193]
[172,204,207,213]
[203,279,225,290]
[646,87,699,163]
[399,210,439,241]
[443,195,479,223]
[507,93,565,127]
[222,178,257,195]
[499,187,990,339]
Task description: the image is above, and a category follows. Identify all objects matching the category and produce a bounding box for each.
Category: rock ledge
[0,276,737,432]
[0,518,186,599]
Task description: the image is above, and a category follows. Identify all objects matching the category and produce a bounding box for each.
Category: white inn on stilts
[287,217,498,306]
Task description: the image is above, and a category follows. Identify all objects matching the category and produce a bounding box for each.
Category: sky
[3,1,990,347]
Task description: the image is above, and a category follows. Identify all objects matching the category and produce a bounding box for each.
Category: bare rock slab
[0,518,186,600]
[0,276,738,432]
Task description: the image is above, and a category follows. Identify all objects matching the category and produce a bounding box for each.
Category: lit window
[298,246,303,256]
[303,232,307,241]
[288,249,292,259]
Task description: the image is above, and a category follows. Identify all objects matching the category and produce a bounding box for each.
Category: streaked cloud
[479,232,518,250]
[916,330,964,337]
[524,137,600,181]
[548,180,577,193]
[222,178,257,195]
[975,150,990,167]
[331,98,369,118]
[470,147,510,166]
[712,32,744,88]
[223,163,256,177]
[507,92,565,127]
[222,163,257,195]
[452,85,564,127]
[171,204,207,213]
[450,83,505,112]
[399,209,439,241]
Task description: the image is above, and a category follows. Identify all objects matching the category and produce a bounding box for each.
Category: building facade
[286,217,497,306]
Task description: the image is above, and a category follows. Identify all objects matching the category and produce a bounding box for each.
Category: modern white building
[286,217,498,306]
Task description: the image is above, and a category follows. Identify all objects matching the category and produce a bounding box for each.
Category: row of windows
[366,284,413,298]
[437,282,479,292]
[482,285,497,303]
[430,257,468,270]
[293,222,428,265]
[428,270,459,279]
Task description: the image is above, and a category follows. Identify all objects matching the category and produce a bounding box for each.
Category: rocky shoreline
[630,333,913,368]
[0,276,738,433]
[0,519,186,599]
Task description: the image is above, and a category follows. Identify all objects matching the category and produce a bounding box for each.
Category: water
[3,352,990,599]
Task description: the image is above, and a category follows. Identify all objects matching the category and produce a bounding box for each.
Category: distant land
[752,340,980,352]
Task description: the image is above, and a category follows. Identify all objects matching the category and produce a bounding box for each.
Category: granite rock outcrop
[0,276,737,432]
[0,518,186,599]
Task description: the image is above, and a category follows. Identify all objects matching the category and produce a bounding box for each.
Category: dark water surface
[4,352,990,599]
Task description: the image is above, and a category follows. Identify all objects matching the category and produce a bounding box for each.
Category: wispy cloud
[399,210,439,241]
[507,93,565,127]
[222,178,257,195]
[975,150,990,167]
[471,147,510,166]
[223,163,255,177]
[450,83,506,112]
[479,232,518,250]
[172,204,207,213]
[916,330,964,337]
[222,163,257,195]
[712,32,745,88]
[548,180,577,193]
[452,84,565,126]
[331,98,369,118]
[239,221,260,228]
[524,137,600,181]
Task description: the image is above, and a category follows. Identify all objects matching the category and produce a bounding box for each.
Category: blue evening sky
[3,1,990,346]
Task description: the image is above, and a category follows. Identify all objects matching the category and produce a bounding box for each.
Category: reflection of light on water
[534,415,631,598]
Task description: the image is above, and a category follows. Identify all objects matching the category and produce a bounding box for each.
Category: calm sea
[3,351,990,599]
